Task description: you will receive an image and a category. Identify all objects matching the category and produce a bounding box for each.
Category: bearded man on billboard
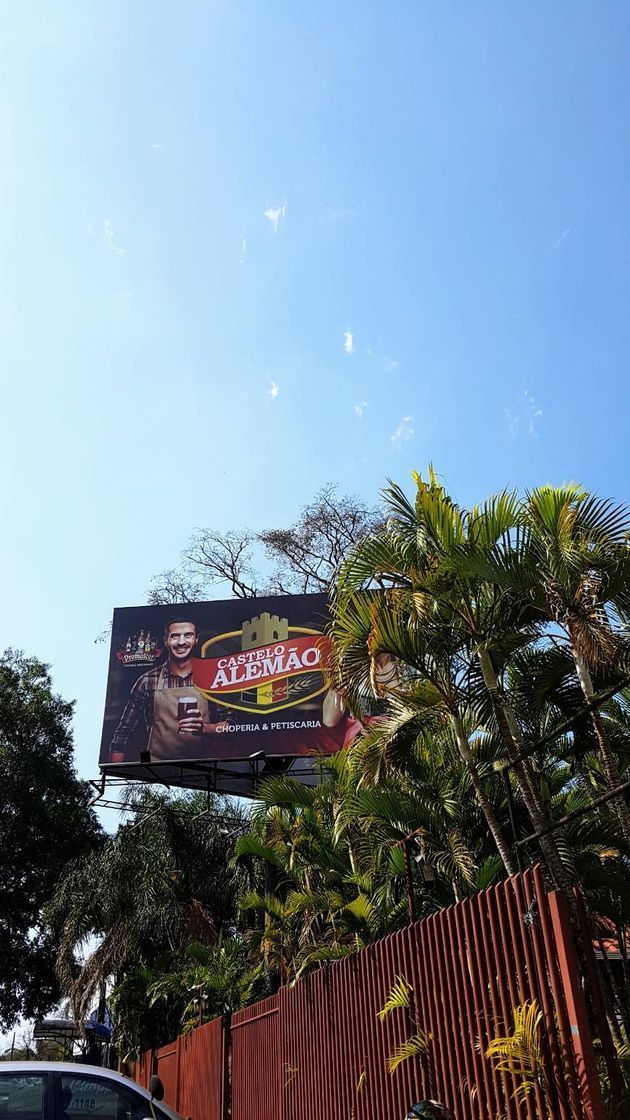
[109,618,227,763]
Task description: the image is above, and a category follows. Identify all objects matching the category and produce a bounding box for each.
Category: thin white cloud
[240,236,247,263]
[504,407,518,438]
[88,218,126,256]
[264,203,287,232]
[365,347,399,372]
[354,400,368,418]
[269,380,280,400]
[527,396,543,436]
[505,389,543,438]
[390,415,414,449]
[343,330,354,355]
[552,225,572,250]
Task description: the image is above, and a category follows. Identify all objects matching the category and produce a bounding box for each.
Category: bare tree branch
[147,487,380,604]
[260,485,380,595]
[148,569,206,605]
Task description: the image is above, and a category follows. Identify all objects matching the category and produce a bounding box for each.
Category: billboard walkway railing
[132,867,606,1120]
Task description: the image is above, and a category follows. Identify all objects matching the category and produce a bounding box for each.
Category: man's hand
[178,709,203,735]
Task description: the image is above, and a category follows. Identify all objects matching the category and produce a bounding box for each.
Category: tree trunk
[572,648,630,842]
[476,648,575,894]
[451,711,518,876]
[263,862,280,995]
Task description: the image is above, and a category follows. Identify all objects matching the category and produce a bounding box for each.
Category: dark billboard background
[99,593,360,794]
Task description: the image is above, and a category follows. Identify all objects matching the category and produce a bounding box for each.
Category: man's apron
[148,664,209,760]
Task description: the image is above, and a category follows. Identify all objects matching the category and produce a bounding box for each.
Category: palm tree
[46,788,248,1023]
[523,484,630,841]
[147,936,263,1029]
[329,586,518,874]
[234,733,521,985]
[332,469,573,892]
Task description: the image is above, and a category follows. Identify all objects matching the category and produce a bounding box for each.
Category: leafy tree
[523,484,630,840]
[332,471,584,892]
[147,937,264,1028]
[233,739,522,987]
[328,590,517,874]
[46,788,249,1043]
[0,650,101,1030]
[148,484,380,602]
[327,469,630,1049]
[107,936,264,1061]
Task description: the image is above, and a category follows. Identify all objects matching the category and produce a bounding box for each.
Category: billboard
[99,593,361,795]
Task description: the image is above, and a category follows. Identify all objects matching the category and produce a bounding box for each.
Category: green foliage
[378,974,413,1020]
[386,1033,430,1075]
[232,728,507,990]
[0,650,102,1029]
[47,789,249,1038]
[486,1000,545,1105]
[146,936,264,1039]
[378,975,431,1075]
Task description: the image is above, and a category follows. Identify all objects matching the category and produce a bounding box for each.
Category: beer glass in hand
[178,697,203,735]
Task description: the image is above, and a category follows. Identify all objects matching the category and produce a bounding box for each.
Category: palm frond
[378,974,412,1020]
[386,1032,431,1075]
[486,999,545,1103]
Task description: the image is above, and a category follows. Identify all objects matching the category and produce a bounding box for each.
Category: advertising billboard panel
[99,593,361,795]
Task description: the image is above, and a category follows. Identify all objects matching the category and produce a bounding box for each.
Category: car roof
[0,1063,145,1088]
[0,1063,182,1119]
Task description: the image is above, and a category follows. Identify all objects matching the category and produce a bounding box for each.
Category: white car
[0,1062,184,1120]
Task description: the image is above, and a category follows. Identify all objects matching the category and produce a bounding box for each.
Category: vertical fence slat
[471,883,518,1118]
[532,865,588,1117]
[513,870,573,1120]
[444,903,482,1118]
[459,896,501,1120]
[411,918,438,1100]
[547,890,607,1120]
[399,923,427,1104]
[453,897,495,1120]
[418,911,453,1114]
[425,908,470,1117]
[486,882,525,1120]
[500,877,550,1120]
[499,879,542,1120]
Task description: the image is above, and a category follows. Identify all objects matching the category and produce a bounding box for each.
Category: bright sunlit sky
[1,2,629,800]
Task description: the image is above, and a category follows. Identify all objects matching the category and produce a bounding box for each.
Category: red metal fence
[133,868,605,1120]
[231,996,281,1119]
[133,1016,224,1120]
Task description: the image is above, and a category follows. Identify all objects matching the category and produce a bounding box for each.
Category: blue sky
[1,1,629,800]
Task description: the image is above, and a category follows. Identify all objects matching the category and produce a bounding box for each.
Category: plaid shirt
[110,664,219,754]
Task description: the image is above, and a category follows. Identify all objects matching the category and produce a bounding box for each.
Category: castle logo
[192,611,329,715]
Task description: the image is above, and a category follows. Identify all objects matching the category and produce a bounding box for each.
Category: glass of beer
[178,696,199,730]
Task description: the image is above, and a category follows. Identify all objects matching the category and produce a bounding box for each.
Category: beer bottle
[138,630,145,653]
[125,635,132,653]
